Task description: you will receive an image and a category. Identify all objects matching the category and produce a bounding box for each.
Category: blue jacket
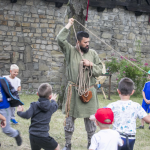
[0,77,24,109]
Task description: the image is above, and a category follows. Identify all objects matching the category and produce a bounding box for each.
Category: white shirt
[107,100,147,138]
[89,129,123,150]
[4,76,21,91]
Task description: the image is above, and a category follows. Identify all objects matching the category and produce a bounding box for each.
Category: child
[17,83,60,150]
[137,70,150,129]
[89,108,123,150]
[0,76,23,146]
[4,64,21,124]
[107,77,150,150]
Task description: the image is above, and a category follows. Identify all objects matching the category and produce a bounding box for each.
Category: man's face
[78,37,90,53]
[10,69,19,79]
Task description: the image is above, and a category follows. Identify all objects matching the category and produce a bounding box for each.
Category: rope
[72,24,93,96]
[74,19,148,74]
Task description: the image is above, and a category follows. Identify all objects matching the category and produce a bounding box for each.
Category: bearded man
[57,18,102,150]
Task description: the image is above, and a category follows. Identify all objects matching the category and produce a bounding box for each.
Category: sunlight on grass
[0,94,149,150]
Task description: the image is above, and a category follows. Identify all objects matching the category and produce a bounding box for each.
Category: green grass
[0,94,150,150]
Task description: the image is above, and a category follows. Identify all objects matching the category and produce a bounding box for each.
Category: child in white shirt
[4,64,21,124]
[107,77,150,150]
[89,108,123,150]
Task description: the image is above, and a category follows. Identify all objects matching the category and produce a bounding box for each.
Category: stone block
[0,26,8,31]
[39,61,49,71]
[127,33,135,40]
[23,70,31,78]
[23,29,30,32]
[34,33,41,37]
[46,45,52,50]
[40,19,48,23]
[40,23,48,28]
[22,23,30,27]
[120,47,128,52]
[24,37,31,43]
[42,33,48,36]
[31,23,39,28]
[4,3,12,10]
[31,71,41,76]
[46,9,54,15]
[8,21,15,26]
[38,9,45,15]
[14,16,23,22]
[12,4,21,11]
[32,83,41,89]
[55,24,63,36]
[21,6,30,12]
[1,21,7,26]
[53,45,58,50]
[32,14,38,18]
[99,53,106,59]
[39,15,46,19]
[25,45,32,63]
[0,15,3,20]
[0,53,10,63]
[12,52,19,63]
[30,6,37,13]
[34,63,39,70]
[17,42,24,47]
[51,51,64,57]
[36,39,41,43]
[12,46,19,51]
[141,46,150,53]
[22,84,28,89]
[4,45,11,51]
[0,46,3,51]
[113,34,124,40]
[36,28,41,33]
[18,61,25,70]
[42,40,47,44]
[26,1,34,6]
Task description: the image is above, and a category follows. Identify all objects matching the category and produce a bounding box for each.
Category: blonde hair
[38,83,52,99]
[10,64,19,70]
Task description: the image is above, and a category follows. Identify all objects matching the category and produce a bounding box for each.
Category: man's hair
[38,83,52,99]
[10,64,19,70]
[77,31,89,41]
[118,77,134,95]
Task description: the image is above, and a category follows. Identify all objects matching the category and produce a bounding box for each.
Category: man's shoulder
[89,49,97,54]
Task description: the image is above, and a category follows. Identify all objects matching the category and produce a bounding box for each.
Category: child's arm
[50,93,58,113]
[17,86,21,91]
[17,104,34,119]
[142,91,149,104]
[142,114,150,123]
[0,114,6,128]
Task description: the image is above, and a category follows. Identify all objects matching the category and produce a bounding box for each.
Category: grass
[0,94,150,150]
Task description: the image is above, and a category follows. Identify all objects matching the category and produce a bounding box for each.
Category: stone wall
[0,0,150,93]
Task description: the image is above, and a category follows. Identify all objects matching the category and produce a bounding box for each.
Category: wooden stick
[101,87,106,100]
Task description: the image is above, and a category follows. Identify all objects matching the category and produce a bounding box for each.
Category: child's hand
[1,120,6,128]
[17,105,24,112]
[89,115,96,121]
[50,93,58,101]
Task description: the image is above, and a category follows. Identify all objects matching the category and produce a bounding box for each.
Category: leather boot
[62,144,71,150]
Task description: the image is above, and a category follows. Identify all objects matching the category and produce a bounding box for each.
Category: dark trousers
[29,134,58,150]
[118,137,135,150]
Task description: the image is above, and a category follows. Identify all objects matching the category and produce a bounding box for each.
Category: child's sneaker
[15,130,22,146]
[11,119,18,124]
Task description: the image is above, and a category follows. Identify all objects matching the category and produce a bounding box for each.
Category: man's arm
[56,18,74,55]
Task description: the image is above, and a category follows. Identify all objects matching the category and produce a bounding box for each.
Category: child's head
[37,83,52,99]
[118,77,134,96]
[95,108,114,129]
[10,64,19,78]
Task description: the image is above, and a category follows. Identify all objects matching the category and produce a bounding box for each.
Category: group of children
[0,64,150,150]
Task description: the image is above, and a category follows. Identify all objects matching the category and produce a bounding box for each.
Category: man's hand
[82,59,93,67]
[65,18,74,29]
[17,105,24,112]
[51,93,58,101]
[89,115,95,121]
[1,120,6,128]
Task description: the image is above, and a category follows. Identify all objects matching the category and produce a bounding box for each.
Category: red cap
[95,108,114,124]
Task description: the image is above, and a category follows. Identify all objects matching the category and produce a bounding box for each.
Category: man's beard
[80,46,89,53]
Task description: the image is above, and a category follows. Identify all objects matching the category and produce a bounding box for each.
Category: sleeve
[50,100,58,113]
[137,103,147,119]
[89,135,98,150]
[117,133,123,146]
[17,103,34,119]
[92,51,102,77]
[18,78,21,87]
[56,27,72,56]
[143,83,147,92]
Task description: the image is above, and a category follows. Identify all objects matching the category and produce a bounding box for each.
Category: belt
[120,133,135,137]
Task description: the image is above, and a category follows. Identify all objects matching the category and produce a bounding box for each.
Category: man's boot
[62,131,73,150]
[87,131,95,149]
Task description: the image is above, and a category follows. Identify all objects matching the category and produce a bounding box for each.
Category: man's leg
[84,118,96,149]
[63,116,76,150]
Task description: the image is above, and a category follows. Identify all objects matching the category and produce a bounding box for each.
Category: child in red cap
[89,108,123,150]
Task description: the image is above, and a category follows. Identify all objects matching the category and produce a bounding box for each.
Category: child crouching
[17,83,60,150]
[89,108,123,150]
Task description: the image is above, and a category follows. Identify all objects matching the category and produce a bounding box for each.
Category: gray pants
[64,116,96,146]
[0,107,18,137]
[10,107,16,120]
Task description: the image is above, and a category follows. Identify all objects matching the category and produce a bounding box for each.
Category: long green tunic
[57,27,102,118]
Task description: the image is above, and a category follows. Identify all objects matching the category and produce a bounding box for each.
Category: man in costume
[57,18,102,150]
